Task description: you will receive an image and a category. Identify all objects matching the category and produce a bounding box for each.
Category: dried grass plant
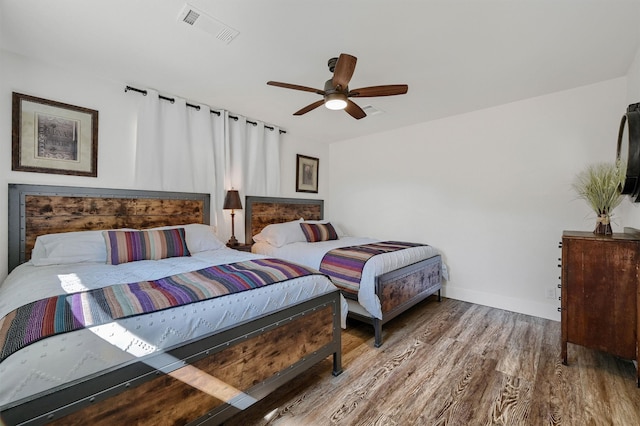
[572,161,625,234]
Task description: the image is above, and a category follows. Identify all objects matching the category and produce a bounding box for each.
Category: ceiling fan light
[325,93,347,110]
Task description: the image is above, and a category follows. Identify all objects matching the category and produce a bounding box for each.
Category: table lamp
[223,189,242,246]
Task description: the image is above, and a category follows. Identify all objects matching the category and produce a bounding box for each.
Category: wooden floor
[224,296,640,425]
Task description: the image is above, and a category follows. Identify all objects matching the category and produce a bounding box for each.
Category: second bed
[245,196,443,347]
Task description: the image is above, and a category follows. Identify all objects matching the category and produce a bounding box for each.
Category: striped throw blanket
[319,241,425,297]
[0,258,320,363]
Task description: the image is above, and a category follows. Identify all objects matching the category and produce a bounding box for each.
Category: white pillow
[30,223,224,266]
[252,219,305,247]
[303,219,346,237]
[148,223,225,253]
[31,230,111,266]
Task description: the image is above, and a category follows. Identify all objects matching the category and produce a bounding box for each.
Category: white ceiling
[2,0,640,144]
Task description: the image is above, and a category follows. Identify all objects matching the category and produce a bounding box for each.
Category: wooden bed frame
[245,196,442,347]
[1,184,342,425]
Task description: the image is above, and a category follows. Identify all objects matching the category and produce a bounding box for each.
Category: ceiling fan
[267,53,408,120]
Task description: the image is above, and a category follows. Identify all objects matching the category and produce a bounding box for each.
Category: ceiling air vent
[182,9,200,26]
[362,105,383,116]
[178,4,239,44]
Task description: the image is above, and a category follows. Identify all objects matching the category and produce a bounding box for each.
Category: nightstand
[228,243,253,252]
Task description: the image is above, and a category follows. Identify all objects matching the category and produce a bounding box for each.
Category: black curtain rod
[125,85,286,134]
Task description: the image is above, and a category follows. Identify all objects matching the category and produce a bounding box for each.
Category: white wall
[277,134,329,200]
[0,51,137,282]
[627,46,640,105]
[328,78,627,321]
[0,50,328,281]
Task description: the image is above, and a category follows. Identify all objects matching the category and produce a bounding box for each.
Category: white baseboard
[442,285,561,322]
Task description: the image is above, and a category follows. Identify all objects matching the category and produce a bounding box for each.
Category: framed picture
[296,154,319,193]
[12,92,98,177]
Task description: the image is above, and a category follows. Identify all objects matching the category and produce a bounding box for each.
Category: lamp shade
[325,93,347,110]
[223,190,242,210]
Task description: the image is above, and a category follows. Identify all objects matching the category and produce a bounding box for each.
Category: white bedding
[252,237,441,320]
[0,247,347,406]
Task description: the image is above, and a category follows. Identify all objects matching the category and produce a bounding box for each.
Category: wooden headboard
[8,184,210,272]
[244,196,323,244]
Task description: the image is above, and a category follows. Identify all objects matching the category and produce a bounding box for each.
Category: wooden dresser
[560,230,640,386]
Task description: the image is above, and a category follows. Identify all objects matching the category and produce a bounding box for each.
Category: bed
[0,184,344,426]
[245,196,443,347]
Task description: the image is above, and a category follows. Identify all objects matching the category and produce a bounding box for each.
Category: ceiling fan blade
[345,100,366,120]
[293,100,325,116]
[349,84,408,97]
[332,54,357,89]
[267,81,325,95]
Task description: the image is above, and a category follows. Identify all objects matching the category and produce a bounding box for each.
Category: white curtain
[135,90,214,193]
[227,116,281,197]
[210,110,227,231]
[245,121,266,196]
[264,124,281,195]
[226,115,246,192]
[220,115,281,243]
[135,90,281,241]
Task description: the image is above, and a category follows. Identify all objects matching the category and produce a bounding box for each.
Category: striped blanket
[0,258,320,363]
[319,241,425,297]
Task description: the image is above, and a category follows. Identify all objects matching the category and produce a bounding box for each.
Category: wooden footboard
[378,255,442,316]
[0,290,342,425]
[348,255,442,347]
